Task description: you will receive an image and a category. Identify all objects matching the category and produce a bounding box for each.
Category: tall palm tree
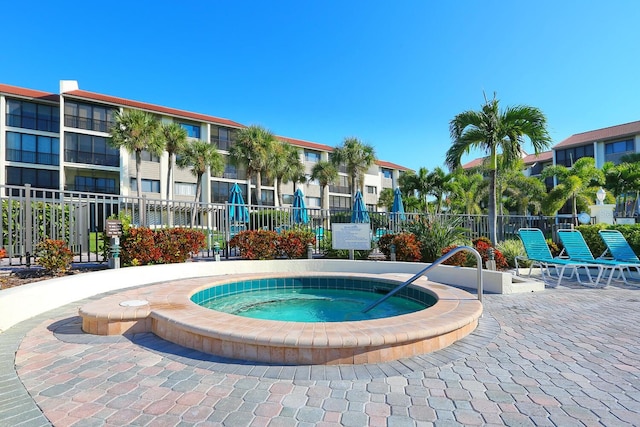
[109,109,163,198]
[446,94,551,244]
[176,140,224,226]
[310,160,338,211]
[229,125,275,205]
[541,157,604,222]
[330,137,376,202]
[161,122,188,200]
[266,141,304,206]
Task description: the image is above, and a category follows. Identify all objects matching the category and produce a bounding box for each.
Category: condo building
[0,80,409,214]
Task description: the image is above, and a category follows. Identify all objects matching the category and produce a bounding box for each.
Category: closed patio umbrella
[228,183,249,223]
[292,188,309,224]
[391,187,406,221]
[351,190,370,223]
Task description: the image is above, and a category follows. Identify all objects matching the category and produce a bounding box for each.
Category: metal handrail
[362,245,484,313]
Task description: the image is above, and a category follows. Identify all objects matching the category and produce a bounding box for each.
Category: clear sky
[3,0,640,173]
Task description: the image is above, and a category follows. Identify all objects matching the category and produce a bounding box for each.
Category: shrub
[496,239,530,268]
[250,210,290,231]
[441,245,469,266]
[278,229,316,259]
[546,238,561,257]
[36,239,74,275]
[120,227,162,266]
[155,228,206,263]
[230,229,279,260]
[377,233,422,262]
[0,248,6,258]
[404,215,468,262]
[441,239,508,270]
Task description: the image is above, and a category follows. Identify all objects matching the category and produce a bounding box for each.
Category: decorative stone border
[79,272,482,365]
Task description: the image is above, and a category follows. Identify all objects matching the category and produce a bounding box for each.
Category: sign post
[105,220,123,269]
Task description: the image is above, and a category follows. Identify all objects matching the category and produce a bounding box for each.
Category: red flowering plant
[441,237,508,270]
[378,233,422,262]
[154,228,206,263]
[36,239,74,275]
[230,229,279,260]
[120,227,162,266]
[277,229,316,259]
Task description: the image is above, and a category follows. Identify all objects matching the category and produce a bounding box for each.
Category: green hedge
[575,223,640,257]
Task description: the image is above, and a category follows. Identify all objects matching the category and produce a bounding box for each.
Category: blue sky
[3,1,640,172]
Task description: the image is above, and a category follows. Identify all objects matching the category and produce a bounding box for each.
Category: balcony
[64,115,114,133]
[211,136,234,151]
[64,150,119,167]
[6,149,59,166]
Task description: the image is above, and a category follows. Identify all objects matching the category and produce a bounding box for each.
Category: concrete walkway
[2,275,640,426]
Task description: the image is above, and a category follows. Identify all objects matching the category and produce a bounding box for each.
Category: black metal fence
[0,183,584,266]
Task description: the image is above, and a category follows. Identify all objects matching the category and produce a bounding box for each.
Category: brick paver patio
[2,275,640,426]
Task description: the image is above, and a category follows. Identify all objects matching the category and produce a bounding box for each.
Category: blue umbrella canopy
[351,190,370,223]
[228,183,249,223]
[292,188,309,224]
[391,187,406,221]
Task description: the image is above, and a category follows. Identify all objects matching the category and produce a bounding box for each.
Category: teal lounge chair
[516,228,602,287]
[598,229,640,262]
[557,229,638,286]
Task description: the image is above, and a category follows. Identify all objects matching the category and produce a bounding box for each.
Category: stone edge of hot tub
[79,272,482,365]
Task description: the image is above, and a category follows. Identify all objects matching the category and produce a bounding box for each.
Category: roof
[462,150,553,170]
[376,160,411,171]
[64,89,245,129]
[461,157,486,170]
[277,135,335,152]
[554,120,640,149]
[0,83,59,102]
[522,150,553,165]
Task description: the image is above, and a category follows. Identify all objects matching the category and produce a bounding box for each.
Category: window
[282,194,294,205]
[252,189,274,206]
[139,150,160,162]
[180,123,201,138]
[212,127,232,151]
[65,132,119,166]
[211,181,247,203]
[304,150,320,163]
[605,139,634,154]
[6,166,59,189]
[329,195,351,209]
[307,197,321,208]
[555,145,594,167]
[329,176,350,194]
[73,176,117,194]
[130,178,160,193]
[382,168,393,179]
[174,182,196,196]
[6,99,60,132]
[6,132,59,166]
[64,101,114,132]
[366,185,377,194]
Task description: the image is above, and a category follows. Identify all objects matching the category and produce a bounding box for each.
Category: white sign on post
[332,223,371,250]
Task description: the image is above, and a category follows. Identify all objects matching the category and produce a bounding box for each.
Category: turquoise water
[199,287,428,322]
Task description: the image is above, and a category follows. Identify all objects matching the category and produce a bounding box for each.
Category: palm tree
[229,125,275,205]
[446,94,551,244]
[377,187,395,211]
[161,122,188,201]
[427,167,452,214]
[405,167,431,212]
[541,157,604,222]
[330,137,376,202]
[109,109,163,198]
[267,141,304,206]
[448,169,487,215]
[176,140,224,226]
[603,160,640,216]
[310,160,338,211]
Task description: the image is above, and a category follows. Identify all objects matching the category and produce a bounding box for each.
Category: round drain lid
[119,299,149,307]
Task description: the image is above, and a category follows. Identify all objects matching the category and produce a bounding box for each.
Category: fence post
[25,184,33,263]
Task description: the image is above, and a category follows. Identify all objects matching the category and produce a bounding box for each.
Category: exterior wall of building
[0,81,409,212]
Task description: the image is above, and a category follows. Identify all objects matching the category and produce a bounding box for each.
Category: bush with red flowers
[378,233,422,262]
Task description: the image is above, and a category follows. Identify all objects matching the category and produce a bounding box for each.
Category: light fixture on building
[596,187,606,205]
